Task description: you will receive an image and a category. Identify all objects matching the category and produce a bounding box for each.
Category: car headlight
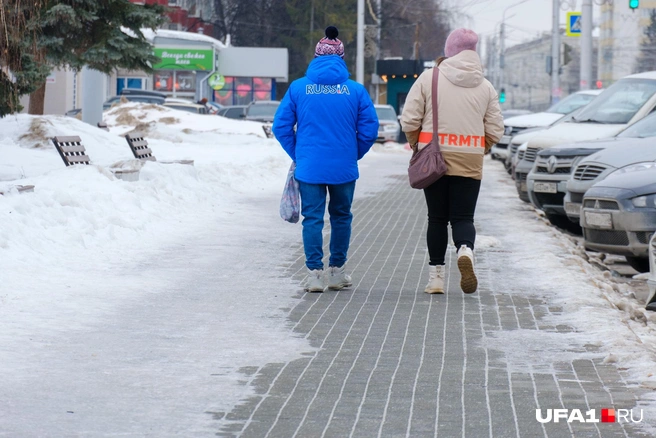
[612,161,656,175]
[632,194,656,208]
[383,124,399,132]
[504,126,513,135]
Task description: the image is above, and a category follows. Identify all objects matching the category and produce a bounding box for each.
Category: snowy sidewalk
[216,162,654,437]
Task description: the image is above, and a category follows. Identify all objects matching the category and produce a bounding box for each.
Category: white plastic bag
[280,162,300,223]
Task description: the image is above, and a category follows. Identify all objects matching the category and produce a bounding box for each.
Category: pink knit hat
[315,26,345,58]
[444,28,479,57]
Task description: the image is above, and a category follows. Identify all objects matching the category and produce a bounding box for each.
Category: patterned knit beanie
[314,26,345,58]
[444,28,478,57]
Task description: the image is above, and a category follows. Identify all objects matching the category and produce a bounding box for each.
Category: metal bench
[51,135,139,181]
[124,133,194,166]
[51,136,91,167]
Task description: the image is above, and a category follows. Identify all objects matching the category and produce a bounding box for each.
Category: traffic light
[629,0,639,10]
[562,43,573,66]
[499,88,506,103]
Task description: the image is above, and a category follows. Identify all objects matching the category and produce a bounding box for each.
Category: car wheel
[625,256,650,273]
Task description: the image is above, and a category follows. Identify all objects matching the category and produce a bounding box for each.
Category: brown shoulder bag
[408,67,447,189]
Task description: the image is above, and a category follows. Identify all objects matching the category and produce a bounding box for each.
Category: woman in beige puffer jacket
[401,28,504,295]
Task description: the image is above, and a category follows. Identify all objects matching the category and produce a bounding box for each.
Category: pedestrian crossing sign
[566,12,582,37]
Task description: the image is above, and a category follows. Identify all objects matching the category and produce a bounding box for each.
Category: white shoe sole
[457,256,478,294]
[305,286,325,293]
[424,286,444,294]
[327,282,352,291]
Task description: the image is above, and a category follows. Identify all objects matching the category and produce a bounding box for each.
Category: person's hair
[435,56,447,66]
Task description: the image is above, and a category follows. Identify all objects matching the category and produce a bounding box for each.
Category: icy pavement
[2,139,656,436]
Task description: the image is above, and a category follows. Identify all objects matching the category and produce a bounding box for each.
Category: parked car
[527,111,656,224]
[218,105,247,119]
[491,90,602,162]
[581,165,656,272]
[519,72,656,223]
[103,89,166,110]
[375,104,401,142]
[562,111,656,223]
[206,101,223,115]
[244,100,280,123]
[65,108,82,118]
[163,101,208,114]
[502,109,533,119]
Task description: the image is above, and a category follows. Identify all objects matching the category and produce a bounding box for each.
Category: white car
[491,89,603,162]
[525,71,656,223]
[375,104,401,142]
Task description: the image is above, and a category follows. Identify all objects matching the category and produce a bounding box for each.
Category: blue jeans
[298,180,356,270]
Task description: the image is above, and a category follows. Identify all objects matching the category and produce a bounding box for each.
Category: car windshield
[375,106,397,121]
[546,93,597,115]
[572,78,656,124]
[248,103,279,117]
[617,111,656,138]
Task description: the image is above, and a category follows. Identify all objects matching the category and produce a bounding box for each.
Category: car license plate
[500,135,511,144]
[565,202,581,216]
[584,211,613,229]
[520,182,527,192]
[533,182,557,193]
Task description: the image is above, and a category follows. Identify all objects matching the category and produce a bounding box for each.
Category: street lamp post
[356,0,365,84]
[499,0,530,97]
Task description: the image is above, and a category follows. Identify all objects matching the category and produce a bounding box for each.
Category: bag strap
[431,67,440,150]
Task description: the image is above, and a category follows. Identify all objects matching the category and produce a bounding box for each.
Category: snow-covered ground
[0,106,408,435]
[1,105,656,434]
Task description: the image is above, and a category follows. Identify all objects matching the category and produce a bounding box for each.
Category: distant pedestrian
[401,28,504,294]
[273,26,379,293]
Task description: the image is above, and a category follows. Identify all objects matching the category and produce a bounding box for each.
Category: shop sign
[208,73,226,90]
[153,48,214,71]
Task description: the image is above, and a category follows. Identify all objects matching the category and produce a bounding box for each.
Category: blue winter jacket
[272,55,379,184]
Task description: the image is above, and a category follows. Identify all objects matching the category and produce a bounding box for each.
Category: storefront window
[213,76,274,105]
[154,71,196,95]
[154,72,173,92]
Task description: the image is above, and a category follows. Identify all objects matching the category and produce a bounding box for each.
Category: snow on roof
[135,28,227,51]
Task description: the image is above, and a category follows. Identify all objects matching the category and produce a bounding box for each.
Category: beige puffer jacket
[401,50,504,180]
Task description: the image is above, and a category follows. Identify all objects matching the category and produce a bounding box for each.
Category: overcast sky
[447,0,600,55]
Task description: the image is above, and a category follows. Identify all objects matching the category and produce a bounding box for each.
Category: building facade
[598,0,656,85]
[501,32,597,112]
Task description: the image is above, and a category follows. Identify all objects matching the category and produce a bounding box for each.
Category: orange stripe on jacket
[417,132,485,147]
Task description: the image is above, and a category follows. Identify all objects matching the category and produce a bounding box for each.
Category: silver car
[375,104,401,142]
[581,166,656,272]
[564,112,656,223]
[491,90,602,164]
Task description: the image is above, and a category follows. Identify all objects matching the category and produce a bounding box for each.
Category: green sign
[153,48,214,71]
[208,73,225,90]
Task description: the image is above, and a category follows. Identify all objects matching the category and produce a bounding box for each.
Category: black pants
[423,175,481,266]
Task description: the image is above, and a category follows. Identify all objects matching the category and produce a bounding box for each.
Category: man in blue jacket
[273,26,379,293]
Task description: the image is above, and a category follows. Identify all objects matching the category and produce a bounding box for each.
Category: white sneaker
[327,265,352,290]
[457,245,477,294]
[424,265,445,294]
[304,269,325,293]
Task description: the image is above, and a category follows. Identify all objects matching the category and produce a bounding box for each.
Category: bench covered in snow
[124,133,194,166]
[0,185,35,195]
[51,136,91,167]
[51,135,139,181]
